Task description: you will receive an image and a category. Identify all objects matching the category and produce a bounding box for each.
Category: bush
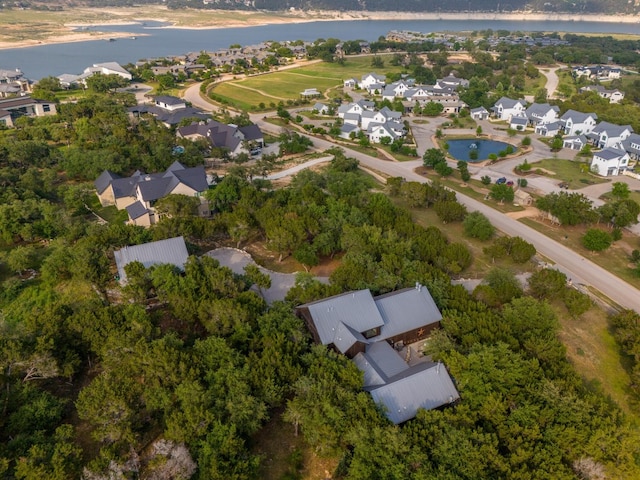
[612,227,622,241]
[517,178,528,188]
[481,175,492,186]
[522,136,531,146]
[434,200,467,223]
[582,229,612,251]
[528,268,566,300]
[463,211,495,241]
[563,289,592,317]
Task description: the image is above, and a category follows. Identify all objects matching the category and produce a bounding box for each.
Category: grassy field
[528,157,610,189]
[210,55,405,111]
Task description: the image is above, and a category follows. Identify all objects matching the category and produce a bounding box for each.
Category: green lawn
[209,55,406,111]
[528,158,610,189]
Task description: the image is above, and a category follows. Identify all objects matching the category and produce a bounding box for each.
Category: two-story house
[491,97,527,121]
[525,103,560,126]
[559,110,598,136]
[589,121,633,149]
[590,144,631,176]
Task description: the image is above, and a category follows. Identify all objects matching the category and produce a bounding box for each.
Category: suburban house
[114,236,189,284]
[491,97,527,121]
[368,122,405,143]
[0,96,57,127]
[300,88,321,98]
[590,145,631,176]
[622,133,640,161]
[435,74,469,90]
[470,106,490,120]
[129,95,211,127]
[588,122,633,149]
[563,135,589,151]
[297,286,460,424]
[535,121,561,137]
[525,103,560,126]
[559,110,598,136]
[572,65,621,80]
[94,161,210,227]
[58,61,132,88]
[343,78,358,88]
[0,68,31,97]
[580,85,625,103]
[359,72,386,90]
[339,123,360,140]
[337,100,375,118]
[509,116,529,131]
[176,119,264,157]
[312,102,330,115]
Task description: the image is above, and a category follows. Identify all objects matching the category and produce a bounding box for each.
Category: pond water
[446,138,513,162]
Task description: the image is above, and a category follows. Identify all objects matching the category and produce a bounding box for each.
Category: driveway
[205,247,328,304]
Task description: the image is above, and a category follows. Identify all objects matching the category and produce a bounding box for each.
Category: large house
[297,285,460,424]
[0,96,57,127]
[0,68,31,97]
[58,61,132,88]
[177,119,264,156]
[580,85,625,104]
[491,97,527,121]
[525,103,560,126]
[588,121,633,149]
[559,110,598,136]
[129,95,210,127]
[94,161,210,227]
[590,145,630,176]
[359,72,386,90]
[114,236,189,284]
[622,133,640,161]
[572,65,621,80]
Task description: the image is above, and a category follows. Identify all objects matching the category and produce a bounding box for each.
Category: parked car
[496,177,507,184]
[506,180,514,187]
[250,148,262,156]
[558,182,569,189]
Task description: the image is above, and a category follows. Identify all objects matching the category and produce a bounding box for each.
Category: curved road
[182,84,640,313]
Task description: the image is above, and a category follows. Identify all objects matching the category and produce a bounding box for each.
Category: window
[362,327,380,339]
[43,104,51,112]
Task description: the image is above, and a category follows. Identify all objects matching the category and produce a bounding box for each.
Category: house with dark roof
[588,122,633,149]
[0,96,57,127]
[525,103,560,126]
[114,236,189,284]
[0,68,31,97]
[559,110,598,136]
[297,285,459,424]
[94,161,210,227]
[176,119,263,157]
[590,145,630,176]
[491,97,527,121]
[128,98,210,127]
[622,133,640,161]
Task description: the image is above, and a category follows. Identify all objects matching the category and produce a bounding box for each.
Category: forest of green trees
[0,86,639,478]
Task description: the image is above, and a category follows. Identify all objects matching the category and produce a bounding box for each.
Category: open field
[209,55,405,110]
[528,157,610,189]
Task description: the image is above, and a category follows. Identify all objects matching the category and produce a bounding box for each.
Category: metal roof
[114,236,188,284]
[375,286,442,341]
[125,201,149,220]
[370,363,460,424]
[365,341,409,380]
[305,289,385,347]
[353,352,386,388]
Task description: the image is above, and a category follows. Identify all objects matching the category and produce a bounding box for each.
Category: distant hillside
[22,0,640,14]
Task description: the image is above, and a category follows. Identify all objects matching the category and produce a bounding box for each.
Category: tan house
[94,161,210,227]
[0,96,57,127]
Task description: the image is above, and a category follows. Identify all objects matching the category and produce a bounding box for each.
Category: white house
[525,103,560,126]
[368,122,402,143]
[154,95,186,111]
[491,97,527,121]
[622,133,640,161]
[337,100,375,119]
[509,116,528,131]
[535,121,561,137]
[359,72,386,90]
[580,85,625,103]
[470,106,489,120]
[312,102,330,115]
[343,78,358,88]
[589,122,633,149]
[563,135,589,151]
[559,110,598,136]
[590,145,630,176]
[339,123,360,140]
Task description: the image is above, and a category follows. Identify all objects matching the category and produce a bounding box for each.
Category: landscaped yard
[528,158,610,189]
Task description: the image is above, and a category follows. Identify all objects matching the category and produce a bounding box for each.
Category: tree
[293,243,319,272]
[527,268,567,300]
[611,182,631,200]
[85,73,129,93]
[422,102,444,116]
[536,192,597,226]
[5,245,38,274]
[243,263,271,298]
[480,267,523,304]
[490,183,514,204]
[434,201,467,223]
[563,289,592,317]
[434,161,453,177]
[423,148,446,168]
[582,228,612,251]
[481,175,492,186]
[463,211,495,241]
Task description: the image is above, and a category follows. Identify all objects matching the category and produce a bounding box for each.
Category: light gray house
[470,106,489,120]
[559,110,598,136]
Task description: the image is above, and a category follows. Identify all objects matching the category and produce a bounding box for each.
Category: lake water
[446,138,512,162]
[2,18,639,80]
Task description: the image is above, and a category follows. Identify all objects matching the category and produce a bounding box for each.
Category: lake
[2,18,639,80]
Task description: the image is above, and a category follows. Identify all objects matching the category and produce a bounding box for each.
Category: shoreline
[0,9,638,51]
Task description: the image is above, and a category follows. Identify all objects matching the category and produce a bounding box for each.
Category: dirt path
[540,66,560,98]
[226,81,287,101]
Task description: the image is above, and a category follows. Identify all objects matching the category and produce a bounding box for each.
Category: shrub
[582,229,612,251]
[522,136,531,146]
[481,175,492,186]
[463,211,495,241]
[517,178,528,188]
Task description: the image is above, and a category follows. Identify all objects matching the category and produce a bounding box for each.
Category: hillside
[23,0,640,14]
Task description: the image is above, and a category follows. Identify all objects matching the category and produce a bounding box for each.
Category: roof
[375,286,442,341]
[154,95,184,106]
[525,103,559,117]
[125,201,149,220]
[114,236,189,283]
[470,106,489,114]
[560,109,597,123]
[510,117,528,126]
[495,96,525,109]
[94,170,121,194]
[369,362,460,424]
[594,147,627,161]
[305,289,385,352]
[592,121,633,137]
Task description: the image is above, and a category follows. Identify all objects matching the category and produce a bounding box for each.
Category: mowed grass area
[529,158,610,189]
[210,55,405,111]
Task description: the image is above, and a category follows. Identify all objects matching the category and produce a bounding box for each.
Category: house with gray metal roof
[298,285,457,423]
[491,97,527,121]
[114,236,189,284]
[94,161,210,227]
[177,119,264,156]
[0,96,57,127]
[589,121,633,149]
[525,103,559,126]
[559,110,598,136]
[622,133,640,161]
[590,145,630,176]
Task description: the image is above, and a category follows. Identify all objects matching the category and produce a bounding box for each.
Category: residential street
[182,83,640,312]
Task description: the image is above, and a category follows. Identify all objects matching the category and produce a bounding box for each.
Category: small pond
[446,138,514,162]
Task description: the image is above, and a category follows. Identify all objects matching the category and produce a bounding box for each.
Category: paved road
[540,66,560,98]
[256,126,640,312]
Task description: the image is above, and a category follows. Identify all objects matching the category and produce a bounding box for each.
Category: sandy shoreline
[0,9,638,51]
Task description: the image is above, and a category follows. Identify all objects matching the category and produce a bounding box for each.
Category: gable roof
[594,147,628,161]
[94,170,121,194]
[560,109,597,123]
[126,200,150,220]
[114,236,189,283]
[494,96,525,109]
[369,362,460,424]
[375,287,442,341]
[592,121,633,137]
